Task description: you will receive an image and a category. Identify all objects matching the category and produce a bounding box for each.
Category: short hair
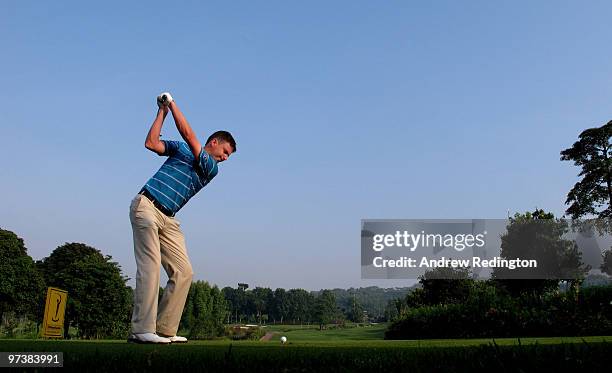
[205,130,236,153]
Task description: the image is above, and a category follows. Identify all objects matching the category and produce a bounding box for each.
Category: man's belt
[139,189,176,217]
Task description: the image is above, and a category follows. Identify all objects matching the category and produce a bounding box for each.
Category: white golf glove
[157,92,174,108]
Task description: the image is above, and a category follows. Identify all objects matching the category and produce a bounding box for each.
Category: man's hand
[157,92,174,108]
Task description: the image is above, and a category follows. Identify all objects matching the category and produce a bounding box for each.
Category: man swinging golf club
[128,92,236,344]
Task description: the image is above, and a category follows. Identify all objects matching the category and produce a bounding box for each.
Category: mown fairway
[1,330,611,372]
[263,323,387,341]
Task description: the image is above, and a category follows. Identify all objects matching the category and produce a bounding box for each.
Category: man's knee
[184,265,194,281]
[172,264,193,283]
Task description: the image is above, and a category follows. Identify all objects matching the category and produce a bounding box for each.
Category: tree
[492,210,590,296]
[38,243,131,339]
[0,229,45,322]
[243,290,257,322]
[383,299,400,322]
[561,121,612,219]
[272,288,289,324]
[602,249,612,276]
[286,289,315,324]
[221,287,236,323]
[346,295,365,323]
[419,267,473,305]
[313,290,339,330]
[251,287,273,325]
[181,281,227,339]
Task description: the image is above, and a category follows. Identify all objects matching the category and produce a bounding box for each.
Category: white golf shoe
[127,332,171,344]
[166,335,188,343]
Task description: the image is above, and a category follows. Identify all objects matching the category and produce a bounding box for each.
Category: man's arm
[144,106,169,155]
[168,101,202,159]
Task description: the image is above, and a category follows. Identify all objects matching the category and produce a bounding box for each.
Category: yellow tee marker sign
[42,287,68,338]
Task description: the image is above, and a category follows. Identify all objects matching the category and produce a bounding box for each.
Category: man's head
[204,130,236,162]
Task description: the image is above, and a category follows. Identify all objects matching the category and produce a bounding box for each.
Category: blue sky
[2,1,612,290]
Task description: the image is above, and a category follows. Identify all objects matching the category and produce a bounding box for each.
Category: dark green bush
[386,283,612,339]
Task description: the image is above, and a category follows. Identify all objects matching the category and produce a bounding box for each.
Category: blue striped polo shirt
[141,140,219,214]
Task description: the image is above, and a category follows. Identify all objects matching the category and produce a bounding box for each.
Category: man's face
[208,139,234,162]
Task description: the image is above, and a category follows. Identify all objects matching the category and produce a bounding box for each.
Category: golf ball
[280,336,287,344]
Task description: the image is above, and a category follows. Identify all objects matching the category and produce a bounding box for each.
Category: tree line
[0,230,409,338]
[221,285,411,326]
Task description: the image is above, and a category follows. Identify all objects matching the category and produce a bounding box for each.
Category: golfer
[128,93,236,344]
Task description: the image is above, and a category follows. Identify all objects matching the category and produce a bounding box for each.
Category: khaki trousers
[129,194,193,336]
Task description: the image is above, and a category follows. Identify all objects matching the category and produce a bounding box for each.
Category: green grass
[258,323,612,346]
[264,323,387,341]
[2,324,611,371]
[1,336,610,372]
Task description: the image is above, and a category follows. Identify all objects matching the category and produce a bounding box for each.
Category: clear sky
[2,1,612,291]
